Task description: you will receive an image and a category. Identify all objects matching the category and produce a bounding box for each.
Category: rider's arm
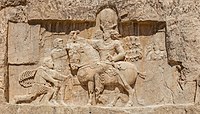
[51,70,70,81]
[51,49,67,60]
[112,41,125,62]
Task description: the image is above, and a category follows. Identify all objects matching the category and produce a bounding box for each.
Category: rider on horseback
[91,30,133,94]
[66,30,143,106]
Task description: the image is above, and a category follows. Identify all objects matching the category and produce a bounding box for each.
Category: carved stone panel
[9,65,38,103]
[8,22,40,64]
[4,4,198,109]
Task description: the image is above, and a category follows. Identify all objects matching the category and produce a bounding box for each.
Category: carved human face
[153,44,159,51]
[57,39,63,48]
[111,33,118,39]
[103,32,110,41]
[53,38,63,48]
[69,30,80,42]
[69,31,76,40]
[110,30,120,39]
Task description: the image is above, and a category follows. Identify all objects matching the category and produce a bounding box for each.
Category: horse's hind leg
[122,84,134,107]
[115,69,134,106]
[116,80,134,106]
[87,81,96,105]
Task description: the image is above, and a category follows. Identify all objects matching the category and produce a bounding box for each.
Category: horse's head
[67,40,101,72]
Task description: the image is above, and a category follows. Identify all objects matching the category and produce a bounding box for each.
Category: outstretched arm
[51,70,71,81]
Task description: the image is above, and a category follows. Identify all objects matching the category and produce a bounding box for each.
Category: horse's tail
[19,69,37,88]
[137,71,146,79]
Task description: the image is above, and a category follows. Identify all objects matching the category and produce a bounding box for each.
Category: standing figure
[51,38,69,72]
[51,38,71,105]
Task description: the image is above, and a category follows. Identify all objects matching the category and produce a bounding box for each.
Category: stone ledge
[0,104,199,114]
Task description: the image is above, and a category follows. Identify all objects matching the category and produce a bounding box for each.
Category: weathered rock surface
[0,0,26,10]
[0,0,200,113]
[0,104,200,114]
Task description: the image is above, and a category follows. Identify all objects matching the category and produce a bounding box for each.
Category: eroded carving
[51,38,71,105]
[124,36,143,62]
[96,7,118,32]
[7,5,173,108]
[14,57,70,105]
[65,29,146,106]
[146,43,166,61]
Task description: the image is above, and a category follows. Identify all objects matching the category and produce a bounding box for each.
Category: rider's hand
[107,55,113,62]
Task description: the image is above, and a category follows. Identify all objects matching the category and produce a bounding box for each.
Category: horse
[67,40,145,106]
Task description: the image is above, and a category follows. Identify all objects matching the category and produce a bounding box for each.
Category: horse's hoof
[107,103,114,107]
[125,104,132,107]
[86,103,92,106]
[58,100,68,106]
[125,102,133,107]
[51,100,59,106]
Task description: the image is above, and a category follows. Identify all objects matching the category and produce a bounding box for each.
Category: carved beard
[71,64,78,70]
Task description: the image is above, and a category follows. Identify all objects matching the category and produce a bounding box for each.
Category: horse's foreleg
[87,81,96,105]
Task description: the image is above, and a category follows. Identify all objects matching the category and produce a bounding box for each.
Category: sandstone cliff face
[166,1,200,79]
[0,0,26,10]
[0,104,200,114]
[0,0,200,113]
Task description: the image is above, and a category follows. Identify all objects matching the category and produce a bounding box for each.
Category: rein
[75,63,91,70]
